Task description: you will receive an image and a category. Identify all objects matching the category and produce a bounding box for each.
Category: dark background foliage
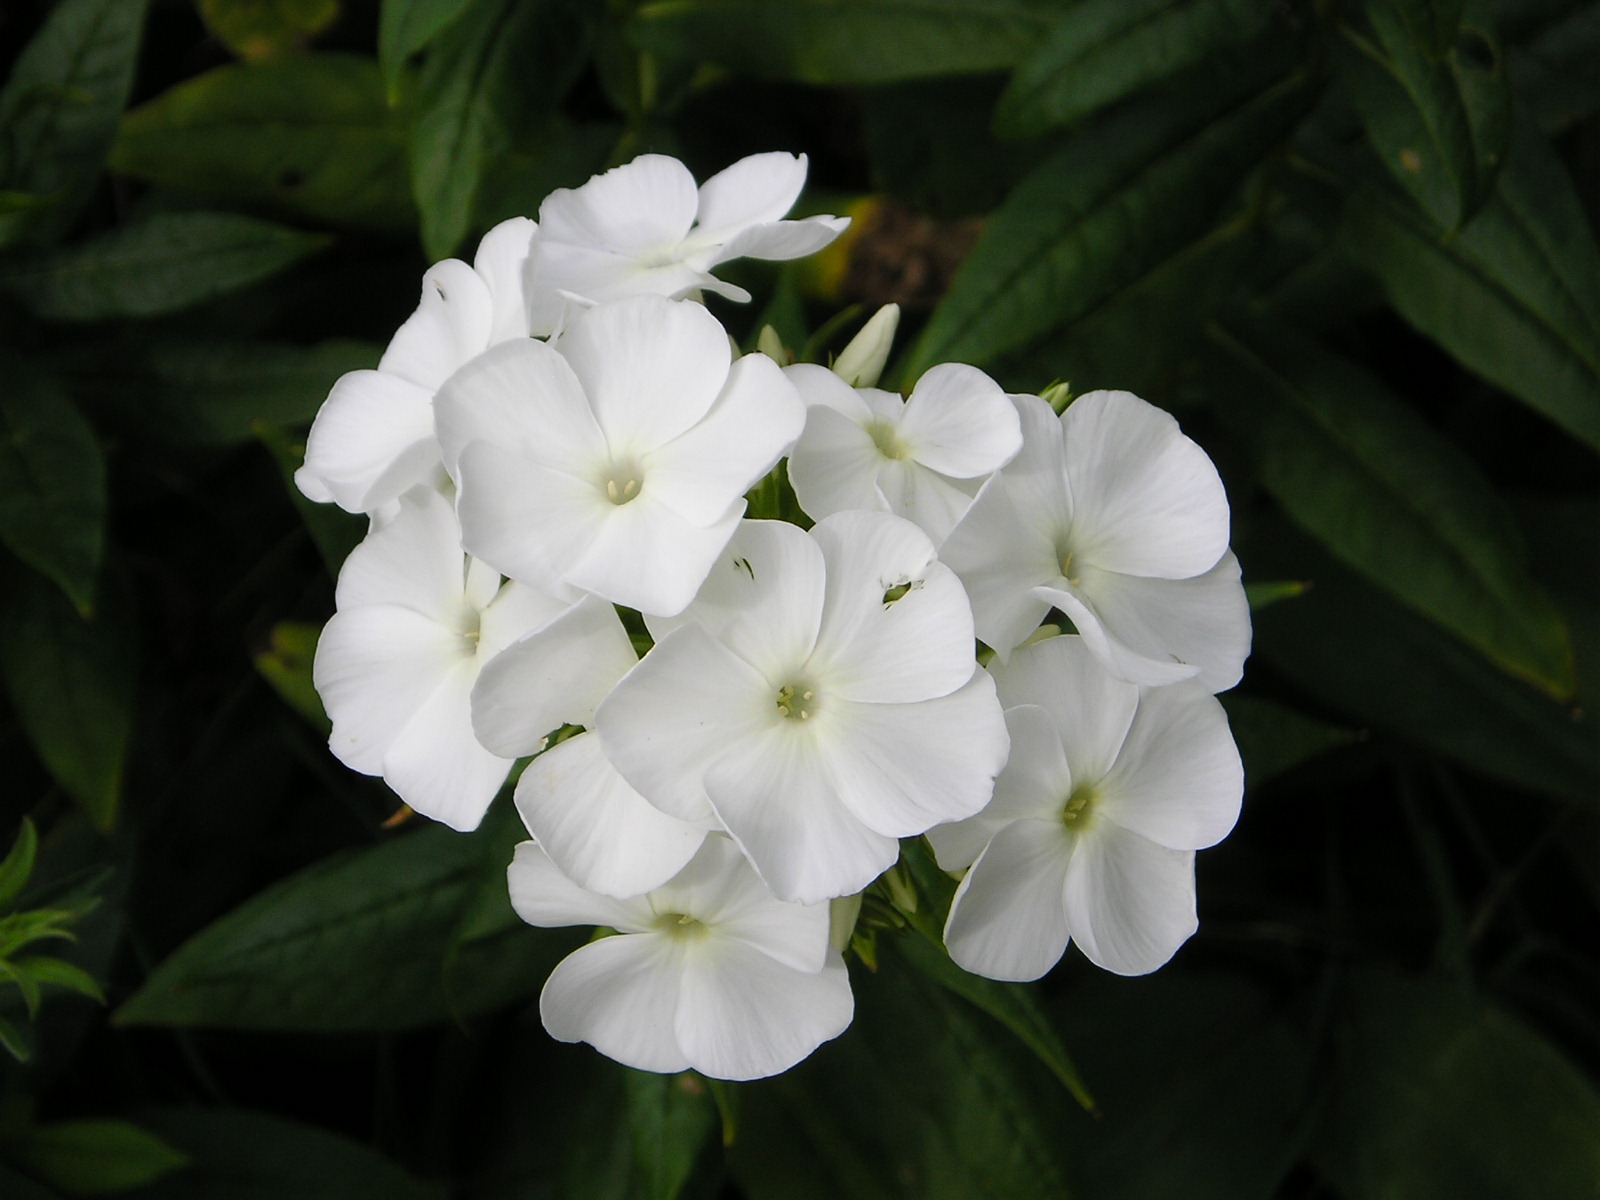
[0,0,1595,1195]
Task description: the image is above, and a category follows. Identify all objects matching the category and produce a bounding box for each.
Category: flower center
[775,681,819,722]
[1055,536,1081,587]
[600,460,644,506]
[1061,784,1098,831]
[653,911,710,941]
[865,418,911,461]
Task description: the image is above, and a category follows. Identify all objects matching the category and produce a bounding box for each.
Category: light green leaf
[1341,121,1600,453]
[12,956,104,1005]
[995,0,1275,138]
[0,820,38,914]
[626,1071,719,1200]
[116,1108,440,1200]
[253,622,328,730]
[0,354,105,614]
[0,958,43,1017]
[903,63,1315,377]
[1220,694,1357,790]
[0,1014,31,1063]
[1209,318,1575,698]
[1245,580,1309,609]
[199,0,339,60]
[0,568,135,832]
[379,0,479,100]
[0,0,148,243]
[1315,969,1600,1200]
[0,1118,188,1196]
[111,55,413,232]
[631,0,1068,84]
[1,211,330,322]
[115,823,578,1031]
[408,0,593,260]
[1338,0,1509,230]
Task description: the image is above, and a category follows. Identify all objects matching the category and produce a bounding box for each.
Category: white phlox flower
[311,484,587,831]
[524,152,849,336]
[786,360,1023,544]
[510,835,853,1080]
[941,389,1251,691]
[435,295,805,617]
[296,217,536,513]
[597,512,1011,905]
[929,634,1244,980]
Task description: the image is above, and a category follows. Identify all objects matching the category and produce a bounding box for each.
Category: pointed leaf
[626,1070,719,1200]
[379,0,478,100]
[198,0,339,61]
[0,1119,188,1196]
[0,820,39,914]
[13,955,104,1004]
[1220,694,1357,790]
[253,622,329,730]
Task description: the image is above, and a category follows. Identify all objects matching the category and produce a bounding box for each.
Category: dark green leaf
[0,1013,32,1062]
[253,421,364,577]
[115,823,577,1031]
[625,1070,719,1200]
[0,353,105,614]
[379,0,478,100]
[1338,0,1509,229]
[1341,121,1600,452]
[127,1108,440,1200]
[0,0,148,243]
[0,1163,59,1199]
[0,820,39,913]
[631,0,1068,84]
[1208,318,1575,697]
[111,56,413,232]
[1509,2,1600,133]
[1,212,330,322]
[0,1118,187,1196]
[1242,519,1600,806]
[1315,969,1600,1200]
[199,0,339,61]
[1220,694,1357,790]
[995,0,1274,138]
[0,568,135,832]
[0,958,43,1017]
[904,62,1315,376]
[409,0,594,260]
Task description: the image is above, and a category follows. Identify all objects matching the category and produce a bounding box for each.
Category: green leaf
[408,0,594,260]
[1,211,330,322]
[1340,121,1600,453]
[0,0,148,244]
[625,1070,719,1200]
[0,568,135,832]
[1245,580,1309,609]
[1338,0,1509,230]
[1509,2,1600,133]
[903,61,1315,377]
[12,956,104,1005]
[0,820,39,913]
[119,1108,440,1200]
[199,0,339,61]
[0,1118,188,1196]
[379,0,478,101]
[1241,519,1600,806]
[0,957,44,1017]
[0,1014,31,1062]
[995,0,1275,138]
[115,823,578,1031]
[111,55,413,232]
[0,353,105,614]
[631,0,1068,84]
[1315,969,1600,1200]
[1220,694,1357,790]
[253,421,364,577]
[1208,318,1576,698]
[253,622,328,730]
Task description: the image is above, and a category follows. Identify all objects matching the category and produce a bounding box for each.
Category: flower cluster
[300,152,1249,1080]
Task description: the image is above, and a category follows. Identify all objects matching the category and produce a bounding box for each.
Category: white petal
[677,942,853,1080]
[379,259,494,391]
[703,724,899,905]
[565,491,743,617]
[476,578,586,662]
[597,623,774,823]
[508,839,656,930]
[874,459,979,547]
[690,152,808,248]
[643,352,804,526]
[525,240,707,333]
[515,732,706,898]
[540,933,692,1074]
[333,485,465,622]
[1098,682,1243,850]
[473,216,535,344]
[557,295,732,451]
[897,363,1021,479]
[943,818,1072,982]
[788,404,890,522]
[823,670,1009,838]
[989,634,1139,785]
[1039,583,1202,689]
[941,474,1059,657]
[382,660,512,831]
[785,362,873,420]
[809,512,975,703]
[709,216,851,268]
[472,595,638,757]
[994,393,1075,534]
[539,154,700,255]
[1061,390,1230,580]
[313,605,468,775]
[301,370,439,513]
[1063,828,1197,976]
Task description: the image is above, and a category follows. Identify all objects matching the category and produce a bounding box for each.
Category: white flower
[510,835,853,1080]
[941,389,1251,691]
[597,512,1010,905]
[928,634,1244,980]
[435,295,805,617]
[312,485,581,830]
[295,217,536,513]
[524,152,849,335]
[787,360,1022,544]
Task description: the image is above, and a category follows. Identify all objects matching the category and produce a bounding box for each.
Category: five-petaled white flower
[929,634,1243,979]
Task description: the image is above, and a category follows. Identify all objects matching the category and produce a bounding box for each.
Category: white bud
[831,303,900,388]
